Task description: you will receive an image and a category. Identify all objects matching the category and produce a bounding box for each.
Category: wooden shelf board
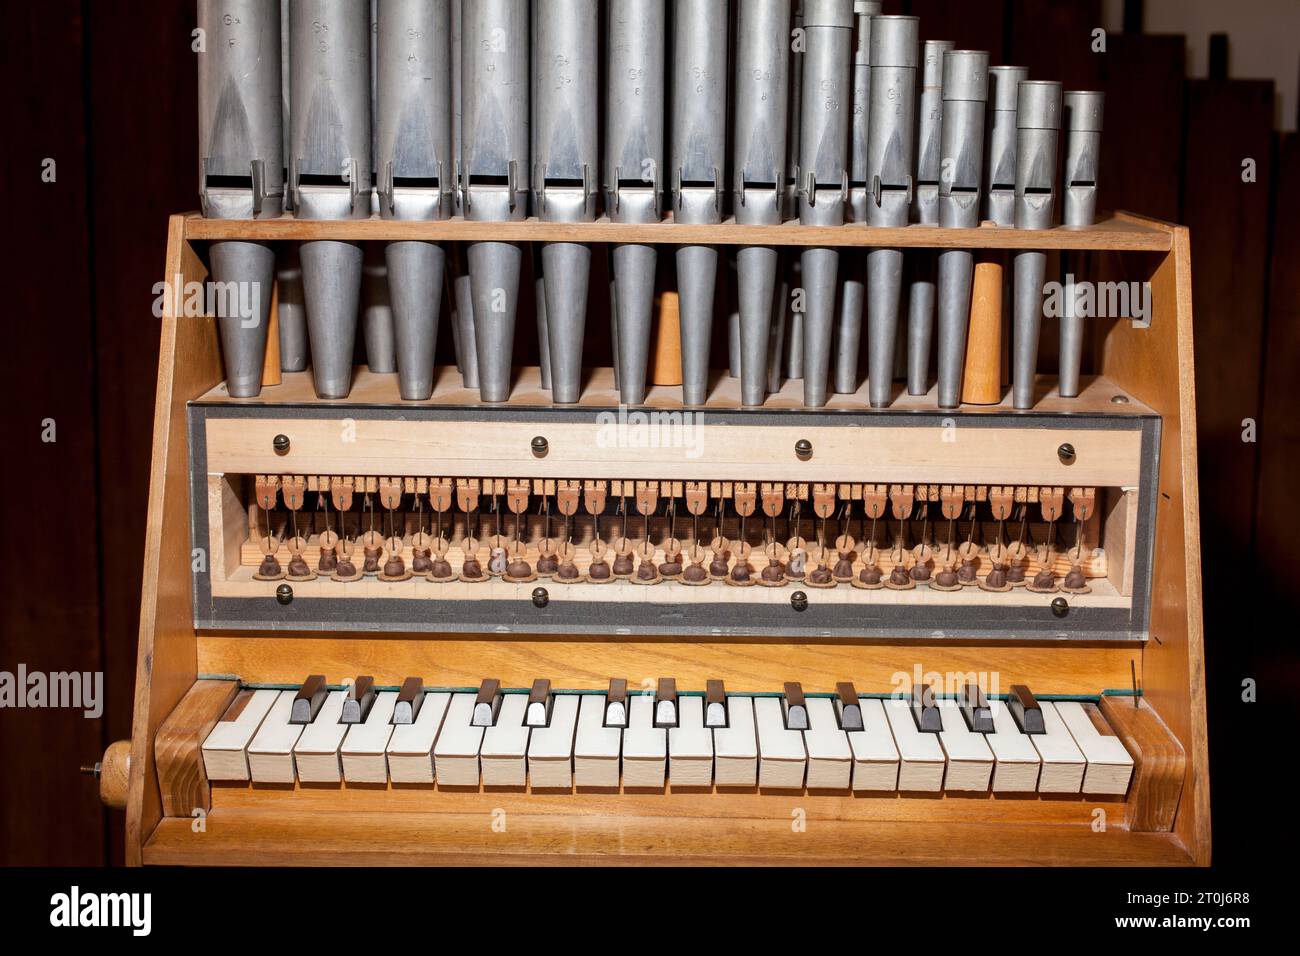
[143,807,1192,866]
[182,211,1173,252]
[195,368,1156,418]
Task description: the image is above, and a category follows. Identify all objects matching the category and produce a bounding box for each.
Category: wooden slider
[392,677,425,725]
[1007,684,1045,734]
[783,682,809,731]
[704,679,728,728]
[472,678,503,728]
[525,679,553,728]
[958,682,994,734]
[654,677,678,729]
[340,676,376,725]
[910,683,942,734]
[604,678,629,729]
[835,682,863,732]
[962,251,1003,405]
[290,675,328,725]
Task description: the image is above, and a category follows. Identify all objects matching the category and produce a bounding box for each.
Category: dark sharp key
[836,682,864,732]
[704,679,728,729]
[392,677,425,725]
[783,682,809,731]
[290,675,328,725]
[605,678,629,728]
[1008,684,1046,735]
[340,676,376,724]
[958,682,995,734]
[911,683,942,734]
[472,678,503,728]
[654,677,679,729]
[526,679,554,728]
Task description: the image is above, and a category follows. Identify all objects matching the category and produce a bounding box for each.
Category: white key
[293,690,348,784]
[202,688,278,782]
[712,696,758,787]
[387,692,452,784]
[1055,701,1134,796]
[755,696,806,789]
[938,698,993,792]
[1031,701,1087,793]
[622,695,667,788]
[668,696,713,787]
[527,693,580,789]
[341,691,397,784]
[433,692,486,787]
[804,697,852,790]
[847,698,900,792]
[986,700,1042,793]
[884,698,945,792]
[247,690,305,784]
[481,693,531,787]
[574,694,622,788]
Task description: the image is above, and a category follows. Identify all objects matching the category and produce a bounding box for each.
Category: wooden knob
[84,740,131,810]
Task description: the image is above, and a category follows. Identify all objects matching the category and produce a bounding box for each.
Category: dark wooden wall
[0,0,1290,865]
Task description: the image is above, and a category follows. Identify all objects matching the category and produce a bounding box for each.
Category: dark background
[0,0,1293,867]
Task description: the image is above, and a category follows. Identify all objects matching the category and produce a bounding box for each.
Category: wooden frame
[116,211,1208,866]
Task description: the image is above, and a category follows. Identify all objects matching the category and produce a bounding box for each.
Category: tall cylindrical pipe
[983,66,1028,227]
[199,0,284,398]
[864,14,918,408]
[832,0,880,396]
[672,0,729,407]
[290,0,372,400]
[1012,80,1062,410]
[935,50,989,409]
[534,0,600,404]
[1059,90,1104,398]
[449,0,478,386]
[606,0,666,406]
[377,0,451,401]
[798,0,854,409]
[904,38,952,397]
[462,0,531,403]
[733,0,791,407]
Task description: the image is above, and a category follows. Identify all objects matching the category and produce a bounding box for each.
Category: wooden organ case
[93,1,1208,867]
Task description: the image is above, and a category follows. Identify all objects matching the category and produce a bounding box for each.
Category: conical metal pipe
[1059,90,1104,398]
[864,14,918,407]
[904,39,952,397]
[290,0,372,399]
[935,50,989,409]
[534,0,600,403]
[376,0,452,400]
[605,0,666,405]
[1012,80,1062,409]
[198,0,284,397]
[362,248,396,373]
[733,0,791,406]
[672,0,729,407]
[461,0,531,403]
[832,1,879,395]
[276,244,309,372]
[798,0,854,408]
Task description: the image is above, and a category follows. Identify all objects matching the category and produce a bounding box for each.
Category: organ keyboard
[90,0,1209,867]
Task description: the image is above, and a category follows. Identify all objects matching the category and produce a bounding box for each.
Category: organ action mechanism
[90,0,1209,868]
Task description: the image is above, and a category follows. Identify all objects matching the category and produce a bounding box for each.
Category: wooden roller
[962,251,1004,405]
[88,739,132,810]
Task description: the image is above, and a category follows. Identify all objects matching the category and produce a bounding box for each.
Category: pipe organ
[94,0,1209,867]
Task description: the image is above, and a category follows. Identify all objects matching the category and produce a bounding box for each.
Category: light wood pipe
[83,739,131,810]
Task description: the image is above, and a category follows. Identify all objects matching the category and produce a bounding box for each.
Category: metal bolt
[1110,394,1129,405]
[273,434,291,455]
[532,587,550,609]
[795,439,813,461]
[1051,597,1069,618]
[1057,443,1076,466]
[791,590,809,612]
[276,584,294,606]
[531,436,549,458]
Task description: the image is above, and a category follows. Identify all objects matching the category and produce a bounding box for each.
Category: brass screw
[273,434,291,455]
[276,584,294,606]
[1051,597,1069,618]
[795,439,813,461]
[791,590,809,612]
[532,587,550,609]
[531,436,550,458]
[1057,443,1076,465]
